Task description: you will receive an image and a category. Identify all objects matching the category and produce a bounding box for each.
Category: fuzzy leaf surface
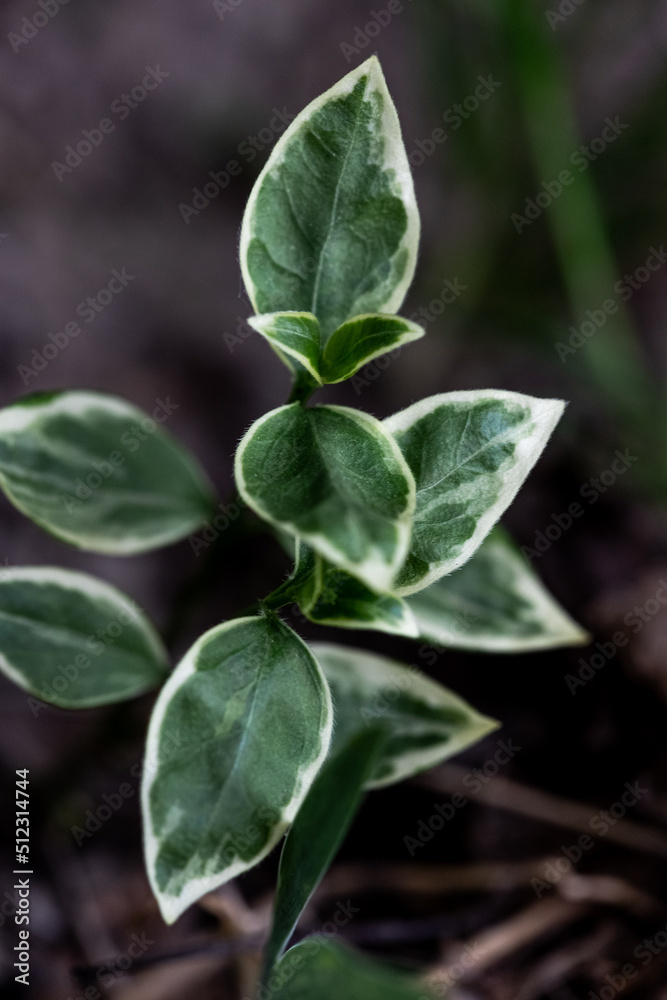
[248,312,424,387]
[320,314,425,383]
[236,404,415,592]
[384,390,565,595]
[247,312,322,382]
[240,56,419,339]
[305,558,418,637]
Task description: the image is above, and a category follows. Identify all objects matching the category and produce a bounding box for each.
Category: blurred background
[2,0,667,997]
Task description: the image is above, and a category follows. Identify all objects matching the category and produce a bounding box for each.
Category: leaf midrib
[414,415,530,509]
[309,84,367,324]
[309,411,384,525]
[0,607,152,671]
[184,651,269,870]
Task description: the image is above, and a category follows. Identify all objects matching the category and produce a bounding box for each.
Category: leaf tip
[565,624,592,647]
[480,714,502,738]
[155,894,183,926]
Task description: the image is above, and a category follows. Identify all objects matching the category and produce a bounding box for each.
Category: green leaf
[408,525,589,652]
[384,390,565,595]
[235,403,415,592]
[0,391,215,555]
[312,643,498,789]
[247,312,323,383]
[305,557,418,637]
[266,938,435,1000]
[321,314,425,384]
[248,312,424,389]
[240,56,420,340]
[263,728,386,978]
[142,615,332,924]
[0,567,168,708]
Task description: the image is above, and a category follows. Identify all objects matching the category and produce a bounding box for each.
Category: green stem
[287,370,319,405]
[237,577,302,619]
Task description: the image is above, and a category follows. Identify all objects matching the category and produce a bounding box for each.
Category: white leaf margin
[307,589,420,639]
[384,390,566,596]
[0,565,168,705]
[247,312,323,383]
[235,403,417,593]
[141,616,333,924]
[321,314,425,384]
[0,391,215,555]
[312,642,499,790]
[409,531,590,652]
[239,55,420,322]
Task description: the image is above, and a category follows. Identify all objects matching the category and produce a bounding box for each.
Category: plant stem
[287,370,318,405]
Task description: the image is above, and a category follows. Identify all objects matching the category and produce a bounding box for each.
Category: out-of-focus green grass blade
[499,0,655,423]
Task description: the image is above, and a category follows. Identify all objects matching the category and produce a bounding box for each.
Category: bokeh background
[2,1,667,997]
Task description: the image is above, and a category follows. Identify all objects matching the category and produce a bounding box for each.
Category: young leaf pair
[249,311,424,388]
